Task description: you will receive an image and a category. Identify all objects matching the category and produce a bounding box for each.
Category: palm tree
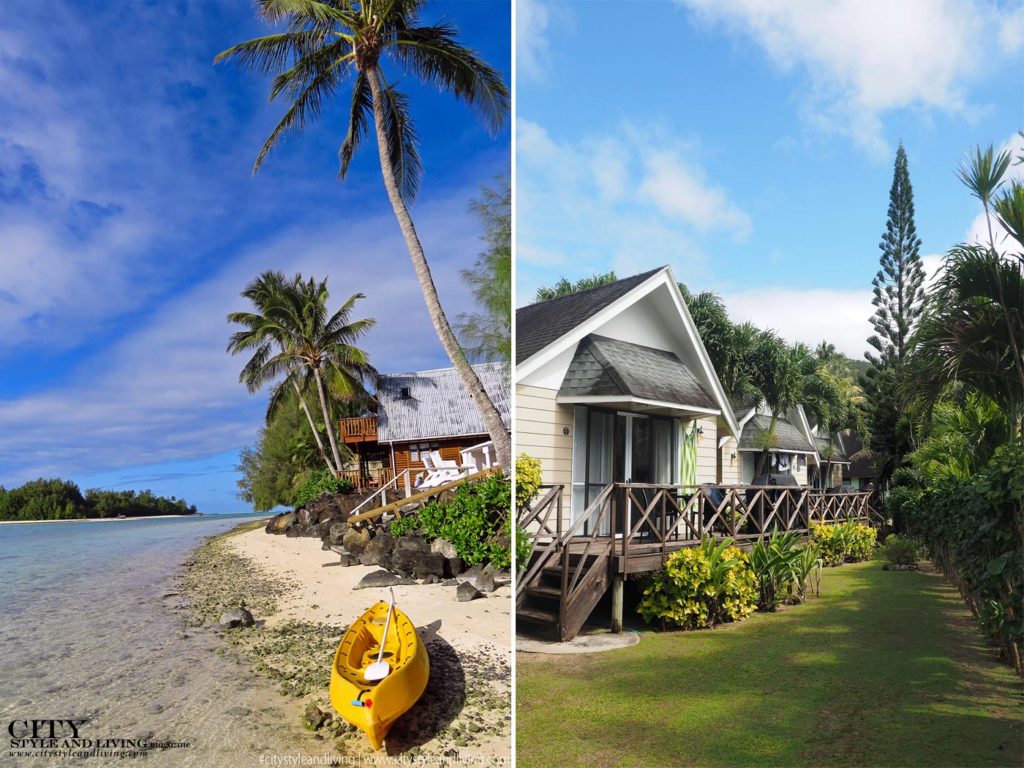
[216,0,511,469]
[228,271,377,473]
[914,145,1024,433]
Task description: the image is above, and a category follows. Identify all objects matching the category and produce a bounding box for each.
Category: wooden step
[516,606,557,624]
[525,585,560,600]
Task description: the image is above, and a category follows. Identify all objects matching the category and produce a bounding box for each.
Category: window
[409,442,440,463]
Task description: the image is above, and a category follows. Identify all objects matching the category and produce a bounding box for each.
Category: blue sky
[516,0,1023,356]
[0,1,510,512]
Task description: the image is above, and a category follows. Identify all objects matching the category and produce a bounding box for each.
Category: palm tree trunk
[313,367,345,474]
[365,66,511,471]
[291,379,336,474]
[755,413,779,479]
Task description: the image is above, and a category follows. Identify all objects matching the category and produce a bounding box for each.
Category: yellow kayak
[329,600,429,750]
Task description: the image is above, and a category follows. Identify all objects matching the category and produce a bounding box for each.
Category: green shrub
[908,442,1023,673]
[292,469,354,507]
[880,534,924,567]
[390,474,511,567]
[515,524,532,574]
[515,453,543,516]
[749,530,802,611]
[795,544,823,600]
[637,538,758,630]
[811,521,877,566]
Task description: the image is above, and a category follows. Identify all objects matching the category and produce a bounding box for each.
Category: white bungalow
[516,266,741,531]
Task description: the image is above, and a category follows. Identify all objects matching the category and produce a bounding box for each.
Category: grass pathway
[517,560,1023,767]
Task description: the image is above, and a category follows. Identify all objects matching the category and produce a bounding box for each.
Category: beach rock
[353,570,416,590]
[490,568,513,588]
[337,552,360,567]
[360,531,394,568]
[474,571,497,593]
[456,582,483,602]
[342,527,371,556]
[302,703,329,731]
[218,607,255,629]
[327,523,349,546]
[457,563,484,584]
[265,512,294,535]
[444,556,464,579]
[430,537,459,559]
[394,534,430,554]
[421,574,441,585]
[412,552,445,580]
[296,507,318,528]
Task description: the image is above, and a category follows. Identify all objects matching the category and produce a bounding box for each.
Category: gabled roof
[729,396,758,423]
[516,268,663,362]
[558,335,718,411]
[815,434,850,463]
[515,267,740,438]
[739,414,816,453]
[842,432,875,478]
[377,363,510,443]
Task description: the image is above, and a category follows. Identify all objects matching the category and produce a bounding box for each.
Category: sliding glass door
[571,406,677,535]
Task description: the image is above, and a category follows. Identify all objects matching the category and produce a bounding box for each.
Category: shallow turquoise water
[0,515,296,767]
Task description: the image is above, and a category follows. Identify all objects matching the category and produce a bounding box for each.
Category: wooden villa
[515,267,880,641]
[338,363,510,491]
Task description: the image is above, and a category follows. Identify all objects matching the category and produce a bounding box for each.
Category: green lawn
[517,560,1023,768]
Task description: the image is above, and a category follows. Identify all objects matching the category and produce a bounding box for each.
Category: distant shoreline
[0,514,222,526]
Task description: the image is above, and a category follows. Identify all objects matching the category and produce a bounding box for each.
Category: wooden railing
[346,467,427,519]
[518,482,881,641]
[335,466,393,491]
[348,467,502,525]
[339,416,378,443]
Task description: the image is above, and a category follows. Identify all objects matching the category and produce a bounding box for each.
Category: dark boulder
[353,570,417,590]
[265,512,294,535]
[327,522,349,547]
[444,556,464,579]
[218,607,255,629]
[342,527,371,556]
[456,582,483,602]
[360,531,395,568]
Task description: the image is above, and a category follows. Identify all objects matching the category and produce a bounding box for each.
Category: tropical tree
[227,271,377,473]
[863,142,927,488]
[455,176,511,363]
[534,271,617,302]
[217,0,511,469]
[913,144,1024,432]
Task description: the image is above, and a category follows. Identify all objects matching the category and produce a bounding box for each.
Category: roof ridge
[521,266,666,310]
[379,362,501,379]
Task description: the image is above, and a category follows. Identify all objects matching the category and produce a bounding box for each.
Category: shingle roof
[842,432,875,478]
[516,268,664,362]
[815,435,849,462]
[377,363,510,443]
[729,396,758,420]
[738,414,815,453]
[558,335,718,411]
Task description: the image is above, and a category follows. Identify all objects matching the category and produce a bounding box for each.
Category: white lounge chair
[459,440,496,472]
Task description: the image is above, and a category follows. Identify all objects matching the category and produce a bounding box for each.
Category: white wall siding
[516,384,572,529]
[719,436,741,484]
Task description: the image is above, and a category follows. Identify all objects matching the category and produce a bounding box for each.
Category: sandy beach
[182,522,512,765]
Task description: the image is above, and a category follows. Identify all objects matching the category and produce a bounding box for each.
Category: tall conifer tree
[863,142,925,493]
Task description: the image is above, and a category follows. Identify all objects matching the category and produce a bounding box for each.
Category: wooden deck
[339,416,378,444]
[517,482,883,641]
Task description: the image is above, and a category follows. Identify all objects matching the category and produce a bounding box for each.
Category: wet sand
[182,523,512,765]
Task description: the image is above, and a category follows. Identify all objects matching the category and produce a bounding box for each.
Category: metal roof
[738,414,816,453]
[558,335,718,411]
[376,363,510,443]
[515,268,663,362]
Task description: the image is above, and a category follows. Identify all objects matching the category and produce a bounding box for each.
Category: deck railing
[339,416,378,443]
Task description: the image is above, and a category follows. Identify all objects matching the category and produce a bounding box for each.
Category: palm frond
[389,24,509,132]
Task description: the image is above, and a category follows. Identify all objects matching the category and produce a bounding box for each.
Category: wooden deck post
[611,574,624,634]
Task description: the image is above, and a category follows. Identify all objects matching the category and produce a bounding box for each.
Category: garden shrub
[637,538,757,630]
[908,442,1023,674]
[514,453,543,574]
[390,473,511,567]
[794,543,823,600]
[880,534,924,567]
[811,521,877,566]
[749,530,801,610]
[292,469,354,507]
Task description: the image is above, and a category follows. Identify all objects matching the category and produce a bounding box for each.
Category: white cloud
[721,287,874,359]
[0,196,483,485]
[678,0,1024,155]
[516,119,749,304]
[516,0,573,82]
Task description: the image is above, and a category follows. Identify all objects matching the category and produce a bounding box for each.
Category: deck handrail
[347,467,502,524]
[346,467,425,518]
